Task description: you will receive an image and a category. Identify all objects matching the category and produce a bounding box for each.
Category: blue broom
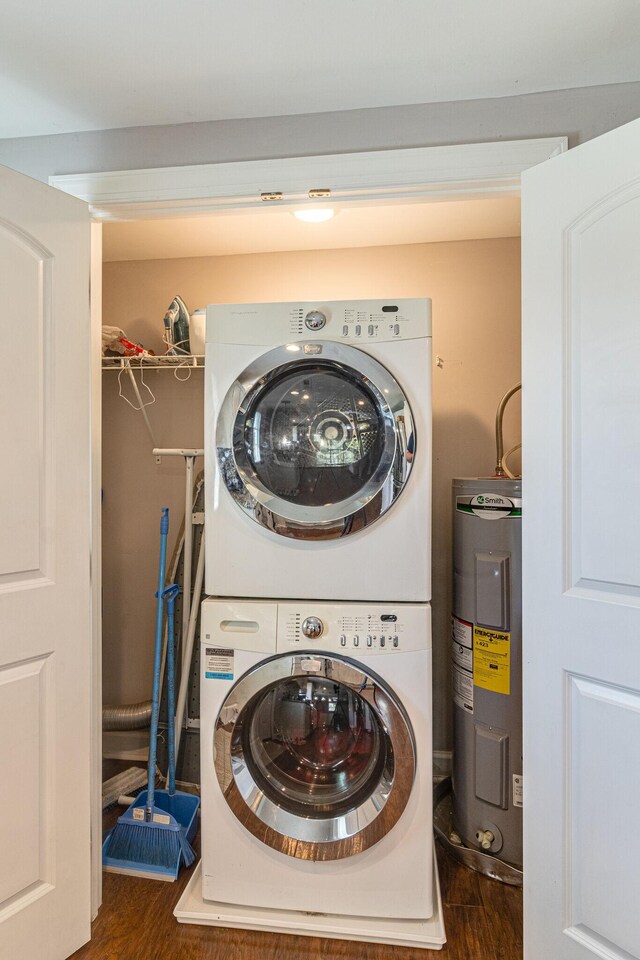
[103,507,197,877]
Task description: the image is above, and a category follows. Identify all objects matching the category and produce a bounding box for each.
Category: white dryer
[200,598,433,920]
[204,299,431,602]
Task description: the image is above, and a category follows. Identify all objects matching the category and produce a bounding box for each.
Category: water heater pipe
[501,442,522,479]
[495,382,522,477]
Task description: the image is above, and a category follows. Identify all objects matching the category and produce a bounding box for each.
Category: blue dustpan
[102,788,199,881]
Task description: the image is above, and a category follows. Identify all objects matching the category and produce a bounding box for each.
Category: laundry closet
[1,107,635,960]
[101,200,522,774]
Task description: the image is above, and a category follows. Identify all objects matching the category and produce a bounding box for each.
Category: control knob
[305,310,327,330]
[301,616,324,639]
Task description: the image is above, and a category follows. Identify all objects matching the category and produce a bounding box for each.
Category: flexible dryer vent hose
[102,700,152,731]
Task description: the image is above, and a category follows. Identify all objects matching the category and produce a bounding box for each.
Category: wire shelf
[102,355,205,371]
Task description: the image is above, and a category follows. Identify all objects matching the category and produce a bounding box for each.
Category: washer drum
[451,477,522,869]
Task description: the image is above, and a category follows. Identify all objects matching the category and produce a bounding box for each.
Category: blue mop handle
[162,584,181,797]
[147,507,169,815]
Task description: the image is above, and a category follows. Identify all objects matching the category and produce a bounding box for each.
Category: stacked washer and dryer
[192,299,440,944]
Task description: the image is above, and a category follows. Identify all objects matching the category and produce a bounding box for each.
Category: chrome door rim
[215,341,415,539]
[213,652,416,861]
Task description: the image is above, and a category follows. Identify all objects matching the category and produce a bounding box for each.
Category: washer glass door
[214,653,416,861]
[216,342,415,539]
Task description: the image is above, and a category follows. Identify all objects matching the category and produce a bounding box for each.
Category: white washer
[200,598,433,920]
[205,299,431,602]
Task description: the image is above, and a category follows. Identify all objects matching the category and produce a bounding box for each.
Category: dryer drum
[239,363,386,504]
[216,341,415,540]
[213,652,417,861]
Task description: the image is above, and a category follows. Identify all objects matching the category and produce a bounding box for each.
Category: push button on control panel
[355,324,361,336]
[333,617,404,652]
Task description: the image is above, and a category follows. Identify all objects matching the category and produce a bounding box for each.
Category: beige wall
[102,237,521,750]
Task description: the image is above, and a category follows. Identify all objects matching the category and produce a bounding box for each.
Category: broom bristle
[178,830,196,868]
[106,819,194,870]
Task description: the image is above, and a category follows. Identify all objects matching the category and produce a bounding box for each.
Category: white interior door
[522,119,640,959]
[0,166,92,958]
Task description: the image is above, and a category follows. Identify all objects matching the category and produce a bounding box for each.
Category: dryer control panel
[208,298,432,345]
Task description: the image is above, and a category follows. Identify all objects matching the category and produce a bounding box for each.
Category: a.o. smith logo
[474,494,509,507]
[456,493,522,520]
[470,493,514,520]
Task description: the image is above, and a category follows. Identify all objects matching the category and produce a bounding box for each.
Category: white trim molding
[102,729,149,762]
[50,137,566,221]
[89,221,102,920]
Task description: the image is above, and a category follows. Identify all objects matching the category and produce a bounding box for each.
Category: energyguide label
[473,626,511,695]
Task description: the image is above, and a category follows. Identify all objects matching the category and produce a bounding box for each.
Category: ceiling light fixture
[294,208,335,223]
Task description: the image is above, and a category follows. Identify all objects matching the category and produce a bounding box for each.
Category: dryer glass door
[217,342,415,539]
[214,653,416,861]
[241,362,386,507]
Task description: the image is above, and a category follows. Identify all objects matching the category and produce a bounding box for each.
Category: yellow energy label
[473,626,511,695]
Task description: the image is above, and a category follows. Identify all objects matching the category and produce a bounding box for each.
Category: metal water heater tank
[451,477,522,868]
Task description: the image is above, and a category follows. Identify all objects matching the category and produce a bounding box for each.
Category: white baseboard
[103,729,149,761]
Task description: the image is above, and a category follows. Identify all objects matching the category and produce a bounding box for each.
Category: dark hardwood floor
[72,788,522,960]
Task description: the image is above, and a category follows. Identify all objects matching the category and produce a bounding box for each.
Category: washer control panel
[279,603,430,655]
[339,632,400,650]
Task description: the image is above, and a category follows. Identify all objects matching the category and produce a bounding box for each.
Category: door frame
[60,135,566,912]
[89,222,103,918]
[50,137,565,220]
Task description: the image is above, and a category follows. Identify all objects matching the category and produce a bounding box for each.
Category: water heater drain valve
[476,829,495,850]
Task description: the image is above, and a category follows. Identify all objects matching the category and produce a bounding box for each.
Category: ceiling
[2,0,640,140]
[102,196,521,261]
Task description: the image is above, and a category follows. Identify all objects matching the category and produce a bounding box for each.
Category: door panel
[568,187,640,597]
[0,655,53,912]
[522,118,640,960]
[0,164,92,959]
[567,676,640,958]
[0,223,52,583]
